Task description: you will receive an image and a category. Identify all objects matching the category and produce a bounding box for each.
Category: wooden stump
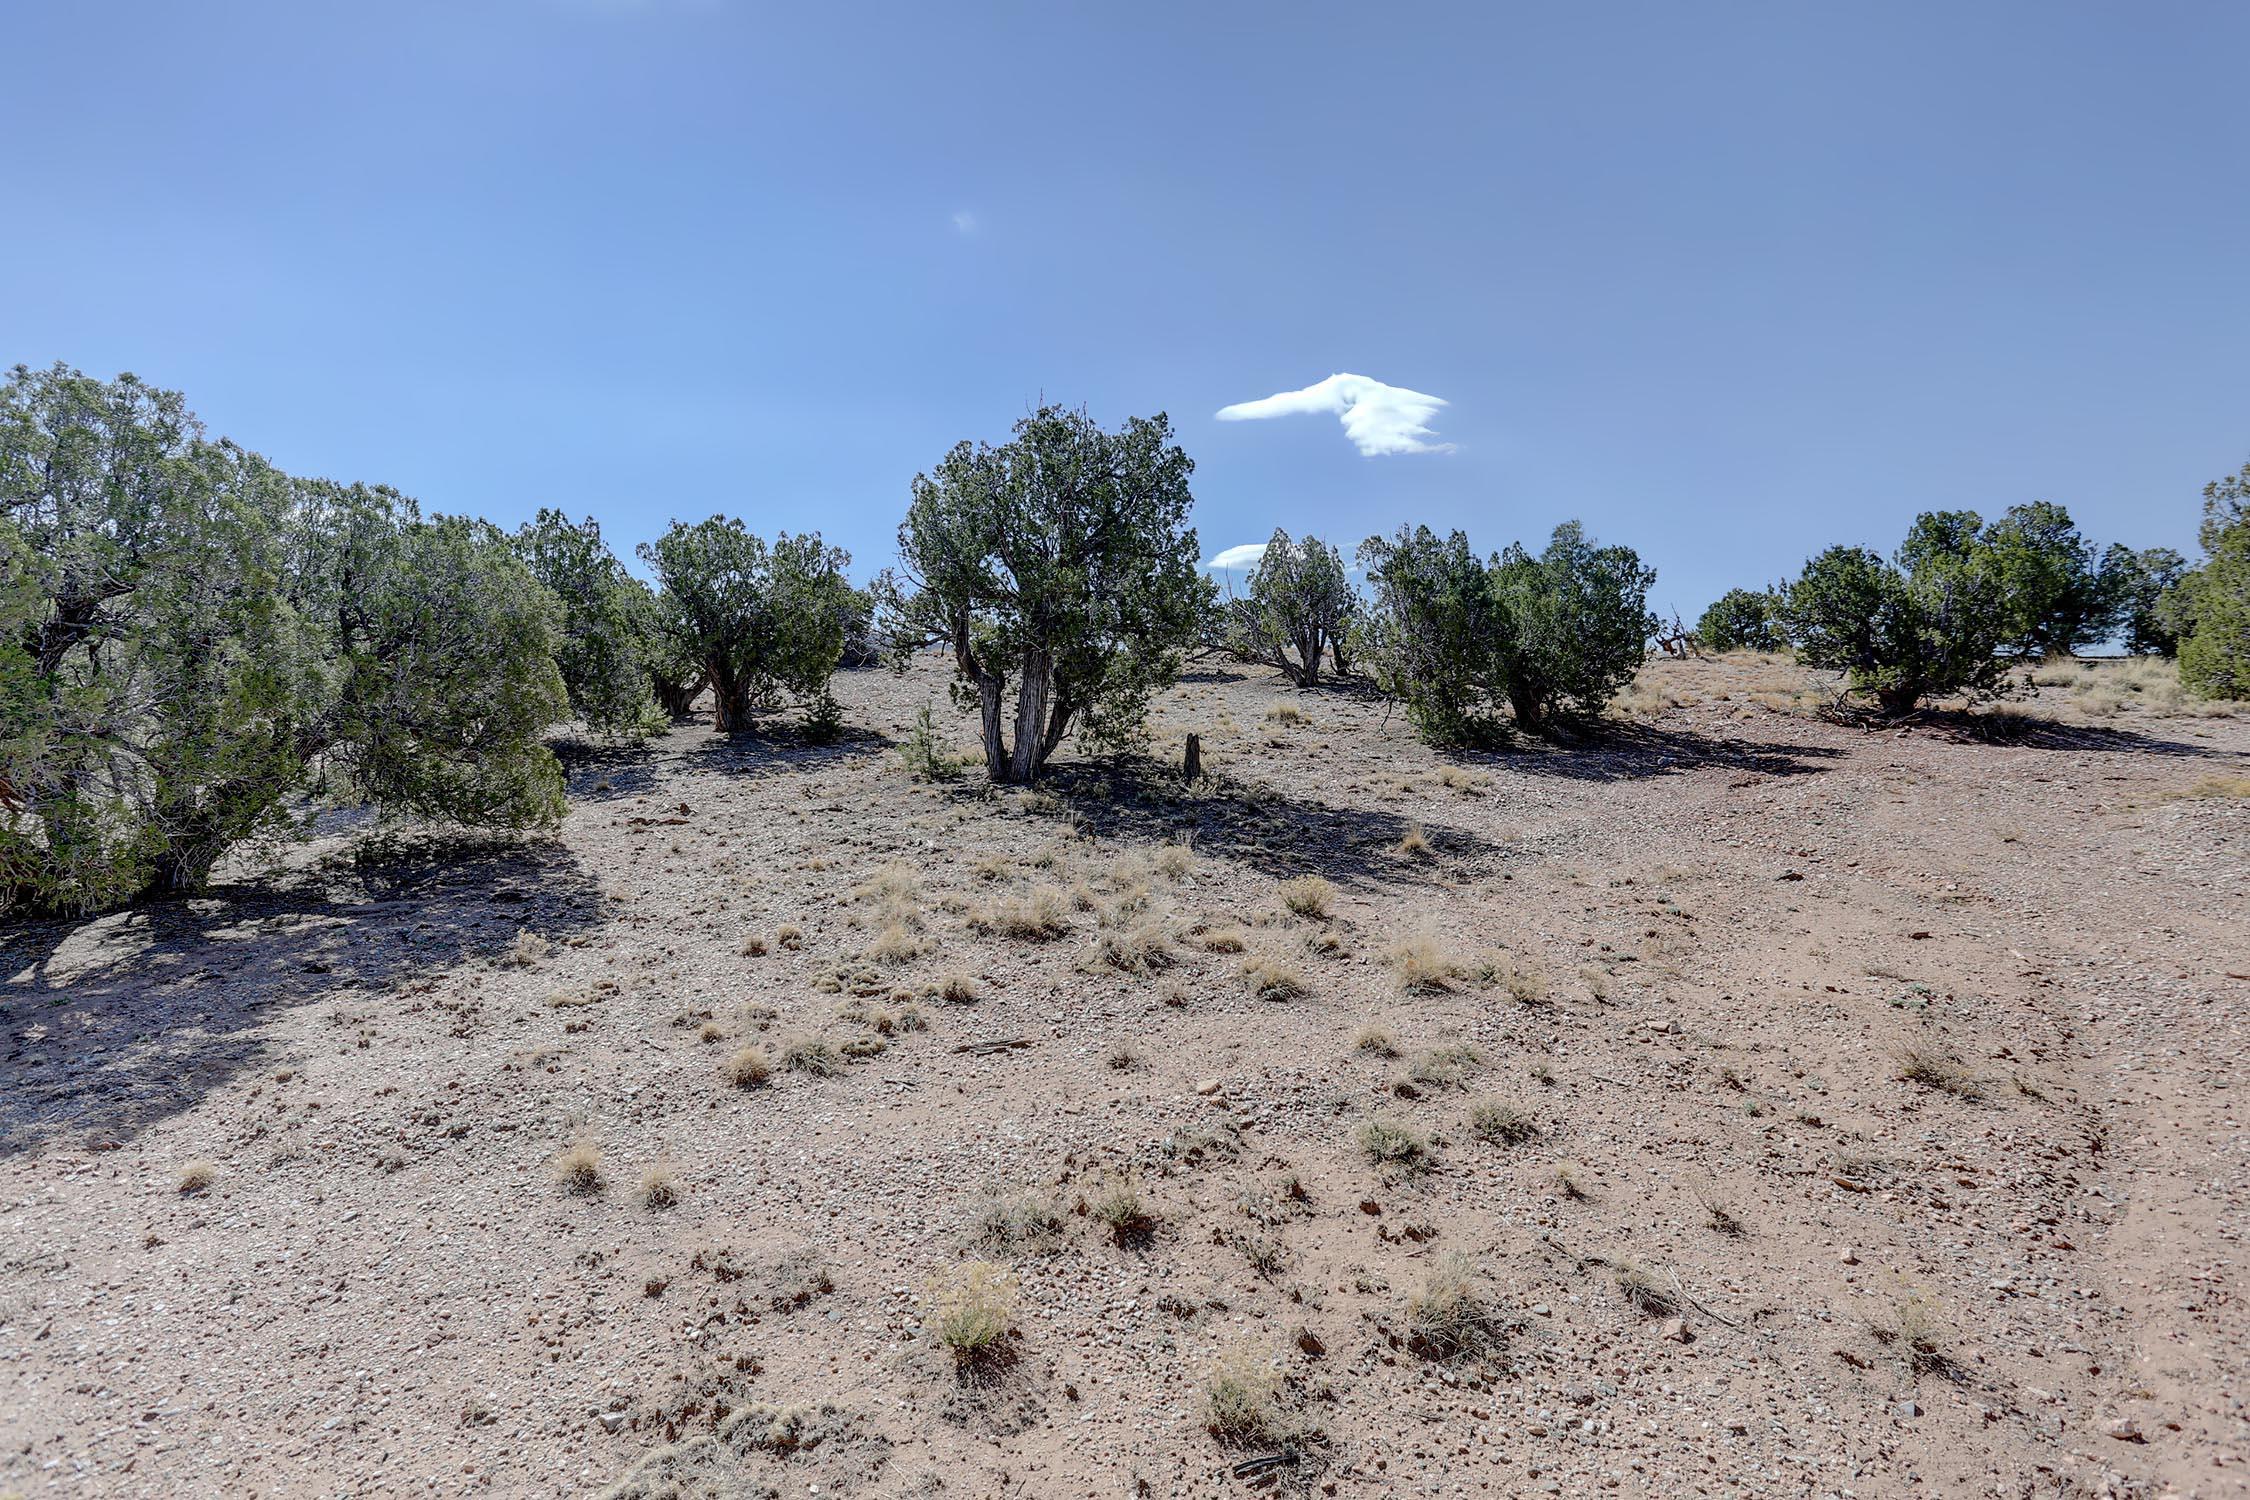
[1182,732,1202,780]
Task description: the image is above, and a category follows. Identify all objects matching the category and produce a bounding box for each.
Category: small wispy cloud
[1206,543,1269,571]
[1216,373,1453,456]
[951,210,979,234]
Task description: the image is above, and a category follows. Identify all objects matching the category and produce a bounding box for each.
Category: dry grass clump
[1893,1042,1982,1099]
[852,863,921,916]
[971,887,1071,941]
[738,932,768,956]
[554,1139,605,1196]
[1103,1039,1143,1071]
[776,923,804,950]
[1468,1099,1537,1145]
[1264,700,1307,725]
[971,1187,1067,1255]
[1079,923,1175,974]
[1154,844,1194,879]
[866,922,924,965]
[639,1165,681,1210]
[1357,1117,1433,1173]
[1240,954,1310,1001]
[936,971,981,1003]
[1552,1159,1589,1199]
[1403,1042,1485,1091]
[176,1161,219,1196]
[504,928,552,968]
[1614,1261,1680,1317]
[1878,1286,1958,1376]
[719,1045,773,1088]
[924,1260,1017,1367]
[1087,1171,1154,1243]
[1277,875,1333,919]
[1202,1344,1291,1443]
[1195,925,1248,953]
[2168,774,2250,800]
[1353,1024,1398,1057]
[1387,932,1465,994]
[779,1035,841,1076]
[1393,823,1434,859]
[1405,1253,1508,1360]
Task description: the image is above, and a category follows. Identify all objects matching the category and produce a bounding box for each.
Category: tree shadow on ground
[677,722,894,780]
[0,835,603,1159]
[1913,710,2245,759]
[1444,720,1847,784]
[1023,759,1489,889]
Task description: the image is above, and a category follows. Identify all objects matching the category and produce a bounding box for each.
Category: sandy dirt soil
[2,654,2245,1499]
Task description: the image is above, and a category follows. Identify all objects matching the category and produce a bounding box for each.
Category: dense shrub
[510,509,660,736]
[2168,461,2250,699]
[1357,521,1654,742]
[1696,587,1784,652]
[1357,525,1507,745]
[891,405,1207,782]
[1975,501,2110,658]
[0,363,568,915]
[636,518,855,735]
[1223,529,1357,687]
[2098,544,2186,657]
[1488,523,1657,734]
[1779,521,2010,714]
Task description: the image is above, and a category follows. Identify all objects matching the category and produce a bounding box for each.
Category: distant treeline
[5,362,2244,914]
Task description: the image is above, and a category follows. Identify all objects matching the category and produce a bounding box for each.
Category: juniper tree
[893,405,1206,783]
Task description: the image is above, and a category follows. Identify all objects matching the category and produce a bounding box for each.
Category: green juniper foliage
[636,518,855,735]
[1696,587,1784,652]
[1357,521,1655,744]
[0,363,568,915]
[2098,544,2186,657]
[1224,528,1357,687]
[510,508,661,736]
[2166,460,2250,699]
[891,405,1206,783]
[1781,516,2010,715]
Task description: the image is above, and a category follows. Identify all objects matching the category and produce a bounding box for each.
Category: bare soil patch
[3,655,2245,1497]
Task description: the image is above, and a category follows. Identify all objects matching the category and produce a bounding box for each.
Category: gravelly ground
[2,654,2245,1500]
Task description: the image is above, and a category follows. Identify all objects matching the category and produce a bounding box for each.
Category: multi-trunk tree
[892,405,1207,783]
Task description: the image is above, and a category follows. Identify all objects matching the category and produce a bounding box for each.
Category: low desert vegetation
[1614,1260,1681,1318]
[1405,1253,1508,1360]
[1387,932,1465,993]
[971,888,1071,941]
[1087,1171,1154,1244]
[639,1165,681,1210]
[1893,1042,1982,1099]
[553,1140,604,1196]
[1201,1344,1292,1444]
[923,1260,1017,1368]
[1277,874,1334,919]
[1353,1023,1399,1057]
[1240,953,1310,1001]
[1468,1098,1537,1145]
[176,1161,218,1196]
[1357,1116,1433,1173]
[778,1035,841,1076]
[719,1045,773,1088]
[971,1187,1067,1255]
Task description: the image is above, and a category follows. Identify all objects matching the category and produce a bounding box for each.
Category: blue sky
[7,1,2247,618]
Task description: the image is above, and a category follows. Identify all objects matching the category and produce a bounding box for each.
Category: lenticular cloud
[1216,373,1453,456]
[1206,543,1270,571]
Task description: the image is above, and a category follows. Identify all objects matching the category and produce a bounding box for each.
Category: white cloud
[1206,543,1269,571]
[1216,372,1453,456]
[951,210,978,234]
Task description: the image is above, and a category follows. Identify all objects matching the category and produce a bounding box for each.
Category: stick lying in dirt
[952,1038,1035,1056]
